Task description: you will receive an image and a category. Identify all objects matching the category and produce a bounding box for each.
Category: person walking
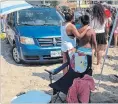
[90,3,107,69]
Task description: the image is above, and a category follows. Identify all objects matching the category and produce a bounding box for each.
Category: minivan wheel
[12,45,21,64]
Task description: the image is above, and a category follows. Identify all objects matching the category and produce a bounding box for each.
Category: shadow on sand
[93,74,118,83]
[44,83,118,103]
[32,71,63,82]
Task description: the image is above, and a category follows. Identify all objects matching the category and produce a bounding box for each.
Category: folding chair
[45,55,92,103]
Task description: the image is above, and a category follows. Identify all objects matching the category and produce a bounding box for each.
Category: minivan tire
[12,45,21,64]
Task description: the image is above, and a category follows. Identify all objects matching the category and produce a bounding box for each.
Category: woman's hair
[92,3,105,25]
[81,15,90,25]
[64,12,74,22]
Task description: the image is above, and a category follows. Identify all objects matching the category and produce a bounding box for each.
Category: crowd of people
[60,3,118,74]
[0,15,7,33]
[49,3,118,103]
[0,2,118,103]
[51,3,118,102]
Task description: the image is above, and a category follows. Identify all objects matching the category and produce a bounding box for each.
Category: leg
[96,45,101,65]
[102,44,107,57]
[92,49,95,66]
[62,52,68,75]
[117,35,118,46]
[97,44,107,65]
[92,48,95,59]
[96,45,102,72]
[96,44,107,71]
[97,50,101,65]
[114,34,118,47]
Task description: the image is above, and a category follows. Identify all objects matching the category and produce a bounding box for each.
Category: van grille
[24,56,39,60]
[37,37,61,47]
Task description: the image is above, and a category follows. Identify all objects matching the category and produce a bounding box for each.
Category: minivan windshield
[17,8,63,26]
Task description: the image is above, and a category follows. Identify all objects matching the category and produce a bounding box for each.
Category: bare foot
[94,64,101,74]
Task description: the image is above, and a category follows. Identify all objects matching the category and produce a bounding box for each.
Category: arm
[78,28,83,33]
[71,24,90,40]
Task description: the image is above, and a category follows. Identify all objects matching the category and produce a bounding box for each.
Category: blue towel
[77,47,92,56]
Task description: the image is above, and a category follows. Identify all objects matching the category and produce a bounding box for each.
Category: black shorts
[96,32,107,45]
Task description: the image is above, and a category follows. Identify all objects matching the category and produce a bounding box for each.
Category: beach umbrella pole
[97,11,118,89]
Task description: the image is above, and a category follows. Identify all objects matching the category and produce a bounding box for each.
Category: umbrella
[0,0,32,15]
[0,0,32,38]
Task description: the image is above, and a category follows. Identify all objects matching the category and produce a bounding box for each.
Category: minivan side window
[7,13,14,27]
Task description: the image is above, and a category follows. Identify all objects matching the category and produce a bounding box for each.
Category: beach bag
[69,47,92,73]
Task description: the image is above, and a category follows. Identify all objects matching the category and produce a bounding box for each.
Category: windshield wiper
[21,24,36,26]
[18,23,58,26]
[44,24,59,26]
[35,24,47,26]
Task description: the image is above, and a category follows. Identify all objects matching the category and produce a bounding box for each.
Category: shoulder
[70,23,76,29]
[87,28,96,36]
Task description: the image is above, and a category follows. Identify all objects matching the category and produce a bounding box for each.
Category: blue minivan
[6,6,64,64]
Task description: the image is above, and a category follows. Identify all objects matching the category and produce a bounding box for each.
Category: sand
[0,39,118,104]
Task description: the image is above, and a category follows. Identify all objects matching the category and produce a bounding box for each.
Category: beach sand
[0,40,118,104]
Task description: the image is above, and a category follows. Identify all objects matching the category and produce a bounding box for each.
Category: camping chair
[45,54,92,103]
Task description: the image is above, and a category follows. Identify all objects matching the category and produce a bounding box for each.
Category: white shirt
[90,18,107,33]
[61,23,76,52]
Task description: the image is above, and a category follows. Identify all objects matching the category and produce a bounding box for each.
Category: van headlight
[20,36,34,44]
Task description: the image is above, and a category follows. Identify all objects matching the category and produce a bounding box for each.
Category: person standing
[90,3,107,69]
[61,13,90,75]
[104,5,112,39]
[0,15,7,33]
[69,15,97,74]
[78,15,97,54]
[114,17,118,47]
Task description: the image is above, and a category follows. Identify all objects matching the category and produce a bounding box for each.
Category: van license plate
[51,51,61,57]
